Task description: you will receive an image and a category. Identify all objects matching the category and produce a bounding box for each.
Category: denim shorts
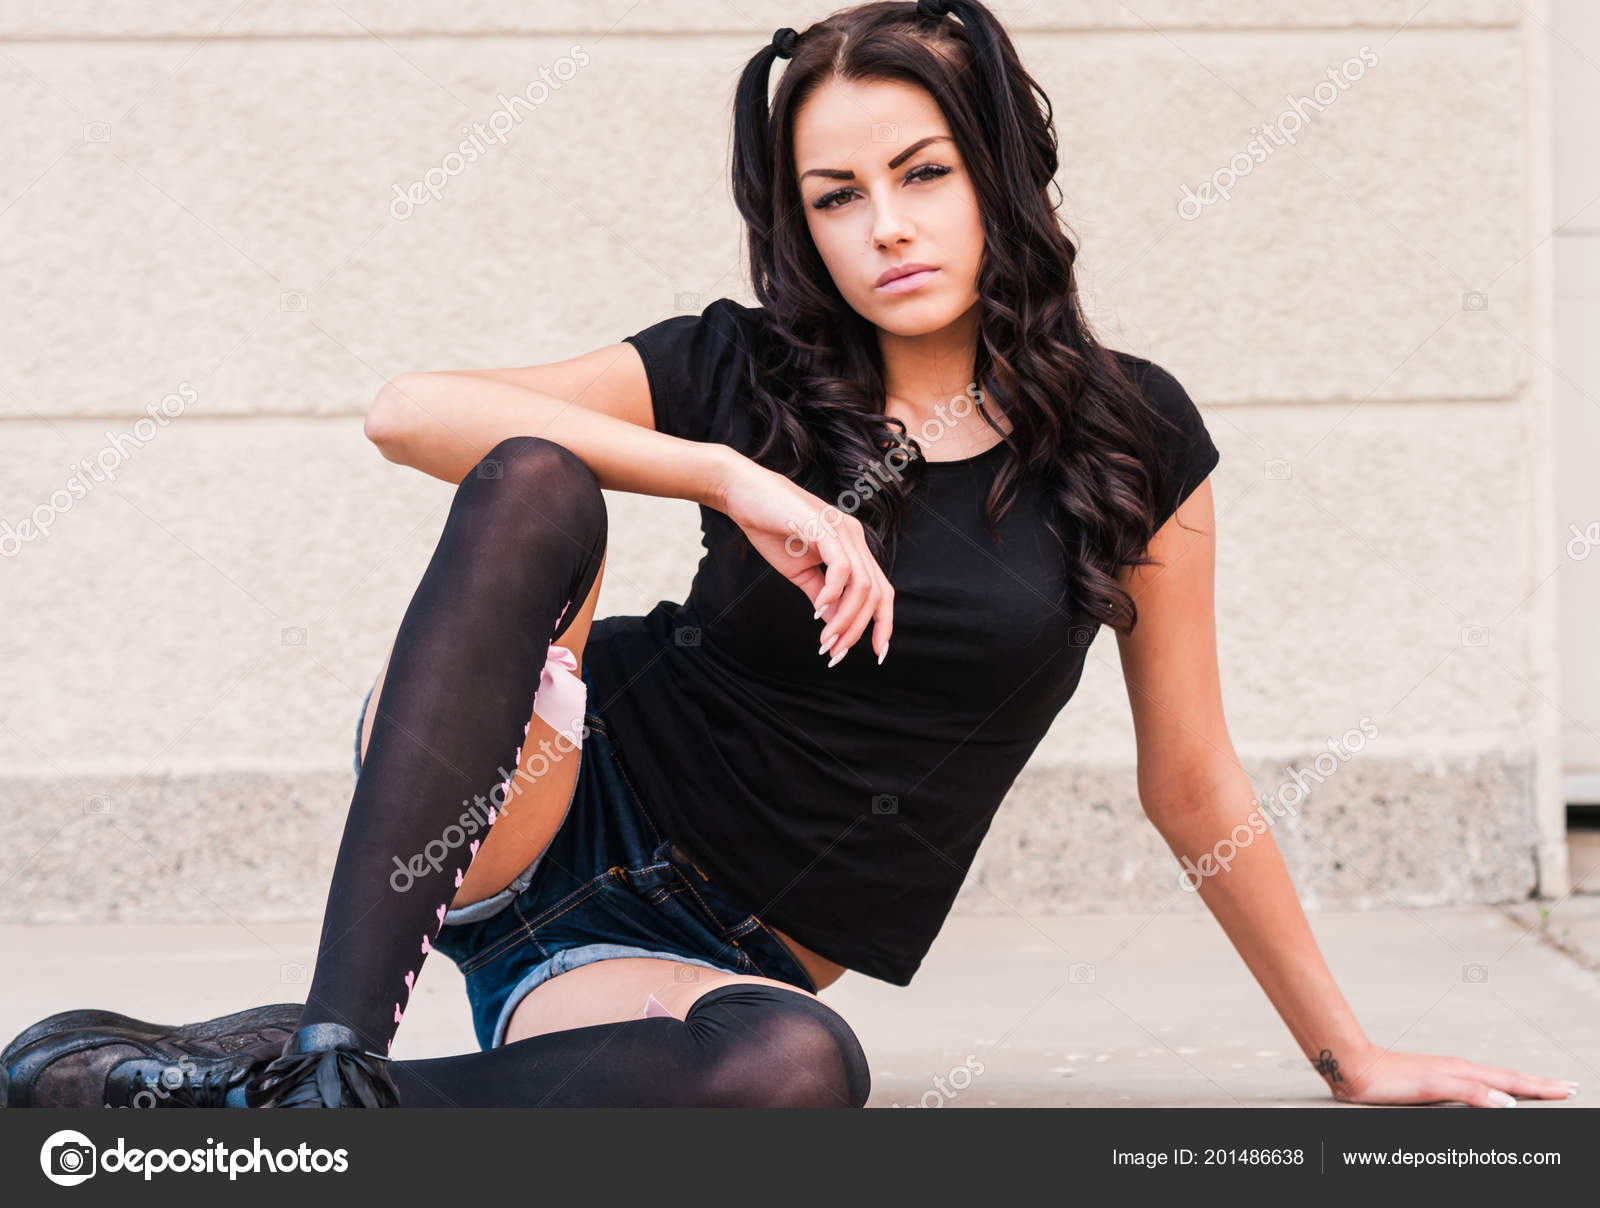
[353,659,818,1051]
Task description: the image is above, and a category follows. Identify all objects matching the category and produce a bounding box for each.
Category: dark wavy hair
[730,0,1190,633]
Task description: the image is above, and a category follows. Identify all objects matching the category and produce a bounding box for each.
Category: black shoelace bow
[244,1046,398,1108]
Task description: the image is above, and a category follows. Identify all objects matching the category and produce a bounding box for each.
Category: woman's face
[793,76,983,337]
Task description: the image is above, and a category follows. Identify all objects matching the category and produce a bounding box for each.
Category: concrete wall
[0,3,1568,924]
[1552,0,1600,806]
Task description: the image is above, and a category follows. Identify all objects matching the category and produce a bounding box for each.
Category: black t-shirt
[582,297,1220,985]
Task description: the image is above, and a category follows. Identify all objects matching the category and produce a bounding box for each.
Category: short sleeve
[1121,355,1220,533]
[621,297,764,446]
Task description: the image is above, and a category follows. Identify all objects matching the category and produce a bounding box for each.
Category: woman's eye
[812,164,951,210]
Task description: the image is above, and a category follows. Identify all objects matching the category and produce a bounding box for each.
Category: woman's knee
[692,985,871,1108]
[465,437,606,534]
[455,436,609,590]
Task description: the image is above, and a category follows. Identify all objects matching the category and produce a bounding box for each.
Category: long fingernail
[819,635,834,656]
[877,644,887,665]
[828,647,845,668]
[1488,1090,1516,1107]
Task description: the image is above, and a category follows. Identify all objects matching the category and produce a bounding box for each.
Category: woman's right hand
[714,453,894,666]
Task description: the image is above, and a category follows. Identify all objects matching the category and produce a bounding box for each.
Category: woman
[4,0,1577,1110]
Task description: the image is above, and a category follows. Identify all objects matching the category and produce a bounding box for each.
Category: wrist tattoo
[1313,1048,1342,1082]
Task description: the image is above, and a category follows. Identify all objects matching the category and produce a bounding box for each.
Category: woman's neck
[877,302,1002,460]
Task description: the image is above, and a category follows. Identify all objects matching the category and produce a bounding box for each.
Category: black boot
[244,1022,401,1108]
[3,1004,303,1108]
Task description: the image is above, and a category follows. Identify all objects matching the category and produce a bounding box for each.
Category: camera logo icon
[870,794,898,815]
[41,1130,97,1186]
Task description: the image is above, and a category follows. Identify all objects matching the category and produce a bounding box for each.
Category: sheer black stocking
[387,983,872,1107]
[300,436,607,1054]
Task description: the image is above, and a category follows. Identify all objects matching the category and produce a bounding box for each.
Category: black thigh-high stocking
[387,983,872,1108]
[300,436,607,1054]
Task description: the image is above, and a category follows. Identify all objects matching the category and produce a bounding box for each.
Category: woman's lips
[876,267,939,294]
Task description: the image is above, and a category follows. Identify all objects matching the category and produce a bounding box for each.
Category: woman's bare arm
[363,342,737,508]
[1114,481,1575,1106]
[368,341,896,661]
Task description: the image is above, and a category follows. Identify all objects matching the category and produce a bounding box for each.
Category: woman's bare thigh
[358,550,608,911]
[502,957,828,1044]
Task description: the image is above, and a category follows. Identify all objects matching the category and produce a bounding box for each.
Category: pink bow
[531,642,587,746]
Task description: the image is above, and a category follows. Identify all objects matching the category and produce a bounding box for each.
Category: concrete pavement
[3,901,1594,1108]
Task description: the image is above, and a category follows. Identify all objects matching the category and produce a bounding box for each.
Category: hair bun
[771,27,799,58]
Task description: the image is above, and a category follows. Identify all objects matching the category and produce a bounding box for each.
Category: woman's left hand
[1323,1044,1579,1106]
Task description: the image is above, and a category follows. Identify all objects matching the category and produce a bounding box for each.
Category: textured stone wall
[0,2,1562,921]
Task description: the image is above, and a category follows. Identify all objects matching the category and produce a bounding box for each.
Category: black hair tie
[771,27,799,58]
[916,0,950,17]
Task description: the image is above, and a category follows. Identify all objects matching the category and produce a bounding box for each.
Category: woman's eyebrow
[799,134,952,181]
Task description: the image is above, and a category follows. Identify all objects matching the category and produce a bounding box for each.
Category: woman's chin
[874,307,968,339]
